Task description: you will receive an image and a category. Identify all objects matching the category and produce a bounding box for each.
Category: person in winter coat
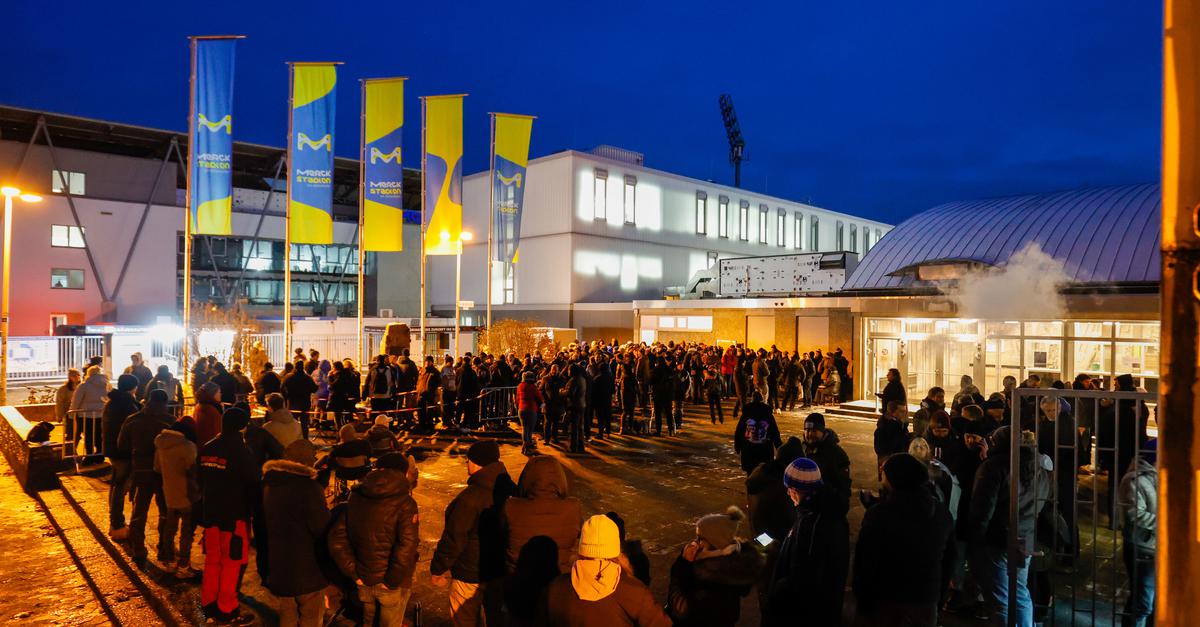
[617,356,640,434]
[154,418,199,578]
[314,359,332,417]
[116,388,173,563]
[745,437,805,625]
[264,440,332,627]
[328,360,360,427]
[144,365,185,408]
[703,368,724,425]
[255,362,282,406]
[1098,373,1149,524]
[1117,440,1157,627]
[912,387,945,439]
[102,374,141,539]
[967,426,1051,627]
[281,364,318,439]
[415,356,443,432]
[734,392,782,474]
[504,535,561,627]
[457,359,482,428]
[667,506,763,627]
[765,457,850,627]
[538,514,672,627]
[431,441,517,627]
[649,359,675,437]
[873,400,911,474]
[802,413,853,516]
[193,382,223,445]
[363,355,396,416]
[70,365,110,458]
[517,371,545,455]
[562,364,589,452]
[210,363,239,407]
[263,393,301,449]
[502,456,584,573]
[853,453,956,627]
[876,368,907,416]
[591,358,616,438]
[55,368,81,443]
[230,363,254,401]
[198,407,260,624]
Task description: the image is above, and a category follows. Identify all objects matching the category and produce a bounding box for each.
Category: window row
[696,193,824,252]
[592,169,638,225]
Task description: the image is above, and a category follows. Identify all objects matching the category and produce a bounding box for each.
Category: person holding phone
[667,506,762,627]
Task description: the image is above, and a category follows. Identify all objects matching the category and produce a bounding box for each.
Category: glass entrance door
[870,337,900,399]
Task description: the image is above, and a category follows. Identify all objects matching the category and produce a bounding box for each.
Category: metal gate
[1007,387,1156,627]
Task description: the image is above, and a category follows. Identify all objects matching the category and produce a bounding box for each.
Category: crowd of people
[33,341,1156,627]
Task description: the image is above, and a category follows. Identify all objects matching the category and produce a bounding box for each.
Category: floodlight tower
[719,94,747,188]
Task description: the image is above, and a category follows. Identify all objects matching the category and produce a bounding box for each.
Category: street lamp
[441,229,474,358]
[1,186,43,406]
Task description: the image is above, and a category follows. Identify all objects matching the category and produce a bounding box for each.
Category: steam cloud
[945,242,1071,320]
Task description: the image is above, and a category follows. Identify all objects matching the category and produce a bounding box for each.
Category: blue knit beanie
[783,457,823,491]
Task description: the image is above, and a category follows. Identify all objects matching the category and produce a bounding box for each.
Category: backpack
[744,417,770,445]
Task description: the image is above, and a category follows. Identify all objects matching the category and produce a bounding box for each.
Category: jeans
[1122,543,1155,627]
[971,544,1033,627]
[449,579,483,627]
[359,582,410,627]
[160,506,196,567]
[128,473,167,559]
[519,409,537,449]
[108,459,132,529]
[279,589,325,627]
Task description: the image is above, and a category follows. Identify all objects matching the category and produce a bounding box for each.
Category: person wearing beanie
[501,456,583,573]
[802,412,853,516]
[263,439,330,626]
[115,385,172,562]
[197,406,259,624]
[734,391,782,474]
[766,457,850,627]
[431,440,516,626]
[1117,438,1157,627]
[154,418,200,579]
[853,453,955,626]
[102,373,142,540]
[540,514,671,627]
[745,437,805,625]
[667,506,762,627]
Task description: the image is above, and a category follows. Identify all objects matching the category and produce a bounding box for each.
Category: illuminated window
[51,268,85,289]
[776,209,787,247]
[758,205,769,244]
[593,169,608,220]
[836,221,845,250]
[849,224,858,252]
[623,175,636,224]
[51,170,85,195]
[793,213,803,249]
[810,216,820,251]
[875,228,882,246]
[695,191,708,235]
[738,201,749,241]
[51,224,86,248]
[718,196,729,238]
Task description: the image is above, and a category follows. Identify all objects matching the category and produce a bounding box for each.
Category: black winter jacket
[254,370,282,405]
[667,542,763,627]
[280,370,318,410]
[116,405,172,473]
[766,492,850,627]
[968,441,1051,550]
[803,430,853,516]
[734,401,782,473]
[745,438,805,543]
[263,459,331,597]
[853,487,955,610]
[431,461,517,582]
[102,390,141,461]
[327,467,419,588]
[198,432,261,530]
[873,417,910,461]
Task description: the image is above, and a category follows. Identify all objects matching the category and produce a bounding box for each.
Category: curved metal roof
[843,183,1161,291]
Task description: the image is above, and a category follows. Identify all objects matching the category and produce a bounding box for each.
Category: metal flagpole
[357,79,366,365]
[486,113,495,333]
[284,63,294,359]
[419,97,427,353]
[182,37,197,382]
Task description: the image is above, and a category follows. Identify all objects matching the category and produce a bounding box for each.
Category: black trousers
[707,392,724,423]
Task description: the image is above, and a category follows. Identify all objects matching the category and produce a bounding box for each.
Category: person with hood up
[70,365,110,459]
[255,362,282,406]
[193,381,224,445]
[802,413,852,516]
[734,391,782,474]
[432,440,517,627]
[1117,439,1157,627]
[745,436,805,625]
[281,361,318,440]
[198,407,260,625]
[765,457,850,627]
[264,440,332,627]
[538,514,671,627]
[504,535,561,627]
[154,417,200,578]
[517,371,545,455]
[116,387,173,564]
[502,456,584,574]
[667,506,763,627]
[102,374,141,540]
[853,453,955,627]
[911,386,945,438]
[263,393,301,449]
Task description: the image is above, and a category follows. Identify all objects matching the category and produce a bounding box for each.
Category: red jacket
[516,381,544,412]
[721,350,737,375]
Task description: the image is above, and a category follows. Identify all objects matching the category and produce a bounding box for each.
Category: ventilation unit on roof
[588,145,644,166]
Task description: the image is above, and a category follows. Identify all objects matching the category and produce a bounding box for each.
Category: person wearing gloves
[539,514,671,627]
[667,506,763,627]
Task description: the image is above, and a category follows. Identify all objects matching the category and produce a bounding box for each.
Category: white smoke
[945,242,1071,320]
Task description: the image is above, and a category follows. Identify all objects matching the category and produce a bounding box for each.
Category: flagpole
[284,63,294,359]
[419,96,427,353]
[183,37,197,382]
[486,113,496,334]
[357,79,366,366]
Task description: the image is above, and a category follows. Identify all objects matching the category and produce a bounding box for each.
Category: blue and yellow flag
[423,95,465,255]
[189,37,239,235]
[362,78,406,251]
[289,63,338,245]
[492,114,533,263]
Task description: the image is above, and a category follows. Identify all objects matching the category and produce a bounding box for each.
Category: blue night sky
[1,0,1161,224]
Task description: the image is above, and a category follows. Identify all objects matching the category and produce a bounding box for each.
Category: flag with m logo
[362,78,406,251]
[188,37,240,235]
[288,63,338,244]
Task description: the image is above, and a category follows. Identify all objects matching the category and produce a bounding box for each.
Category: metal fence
[248,331,386,369]
[7,335,105,382]
[1007,387,1157,627]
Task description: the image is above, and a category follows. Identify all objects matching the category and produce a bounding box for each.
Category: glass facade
[863,317,1161,400]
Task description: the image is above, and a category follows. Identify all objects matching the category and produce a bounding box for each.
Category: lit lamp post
[441,229,473,358]
[1,186,43,406]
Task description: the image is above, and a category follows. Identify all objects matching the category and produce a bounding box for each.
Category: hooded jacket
[192,385,223,446]
[667,542,763,627]
[967,433,1051,550]
[153,429,198,509]
[69,371,110,414]
[116,404,173,473]
[539,561,671,627]
[264,458,332,596]
[502,457,584,572]
[327,466,418,588]
[431,461,517,583]
[102,389,141,461]
[1118,457,1157,552]
[803,430,853,516]
[264,408,301,449]
[852,486,955,610]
